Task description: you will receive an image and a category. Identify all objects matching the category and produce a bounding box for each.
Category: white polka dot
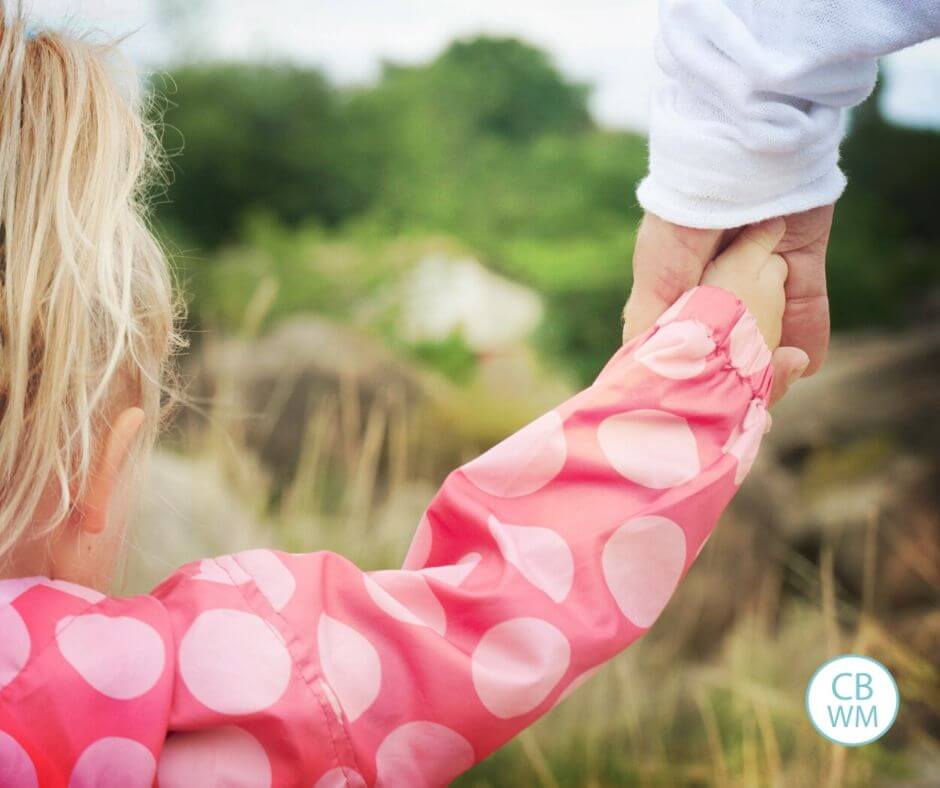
[56,614,165,700]
[314,767,367,788]
[0,578,41,606]
[375,722,474,788]
[0,731,37,788]
[0,606,30,690]
[403,514,433,570]
[178,609,291,715]
[194,550,296,612]
[317,615,381,723]
[0,578,104,607]
[635,320,715,380]
[602,516,687,628]
[488,515,574,603]
[38,579,105,605]
[235,550,296,611]
[598,410,700,489]
[364,571,447,636]
[418,553,481,588]
[729,311,771,376]
[158,727,271,788]
[462,411,567,498]
[471,618,570,718]
[723,399,771,484]
[655,288,697,326]
[69,738,155,788]
[194,557,251,585]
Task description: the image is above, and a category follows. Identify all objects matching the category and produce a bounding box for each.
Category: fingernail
[786,354,810,386]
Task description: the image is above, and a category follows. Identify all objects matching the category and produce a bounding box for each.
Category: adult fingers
[711,217,786,271]
[768,346,810,406]
[777,205,834,376]
[622,213,724,343]
[779,290,830,377]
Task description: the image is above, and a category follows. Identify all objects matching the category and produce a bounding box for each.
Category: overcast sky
[19,0,940,132]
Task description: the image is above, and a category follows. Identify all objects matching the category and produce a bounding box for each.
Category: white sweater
[637,0,940,228]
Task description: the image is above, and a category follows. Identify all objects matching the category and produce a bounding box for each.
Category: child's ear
[79,407,145,535]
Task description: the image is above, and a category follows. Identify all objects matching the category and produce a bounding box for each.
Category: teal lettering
[827,705,853,727]
[856,705,878,728]
[826,704,879,728]
[832,673,853,700]
[856,673,873,701]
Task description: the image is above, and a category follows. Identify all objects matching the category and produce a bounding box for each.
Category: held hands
[700,218,788,351]
[623,206,834,404]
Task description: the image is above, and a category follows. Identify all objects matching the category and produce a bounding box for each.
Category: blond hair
[0,7,180,567]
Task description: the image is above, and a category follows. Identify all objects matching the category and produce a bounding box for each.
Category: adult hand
[622,205,835,404]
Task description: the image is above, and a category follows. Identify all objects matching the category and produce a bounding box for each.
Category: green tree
[430,37,591,142]
[155,63,380,246]
[825,83,940,328]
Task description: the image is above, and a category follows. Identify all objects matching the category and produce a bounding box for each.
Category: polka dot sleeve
[160,285,771,787]
[334,284,773,785]
[0,286,772,787]
[157,284,766,786]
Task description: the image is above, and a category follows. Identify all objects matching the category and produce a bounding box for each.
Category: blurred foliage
[407,332,478,384]
[157,63,379,246]
[153,36,940,384]
[826,90,940,328]
[142,33,940,786]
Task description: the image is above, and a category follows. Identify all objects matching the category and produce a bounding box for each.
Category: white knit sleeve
[637,0,940,229]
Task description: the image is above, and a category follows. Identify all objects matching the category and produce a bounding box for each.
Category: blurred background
[31,1,940,785]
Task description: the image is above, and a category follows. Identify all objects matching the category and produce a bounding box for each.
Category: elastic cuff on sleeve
[653,286,774,400]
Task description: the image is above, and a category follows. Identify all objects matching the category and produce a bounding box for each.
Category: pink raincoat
[0,286,772,787]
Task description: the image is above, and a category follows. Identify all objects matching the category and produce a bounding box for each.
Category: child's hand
[701,218,788,350]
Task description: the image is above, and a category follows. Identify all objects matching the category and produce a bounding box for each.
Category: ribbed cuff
[649,286,775,401]
[636,167,846,230]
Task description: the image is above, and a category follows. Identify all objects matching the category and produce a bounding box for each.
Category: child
[0,16,789,788]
